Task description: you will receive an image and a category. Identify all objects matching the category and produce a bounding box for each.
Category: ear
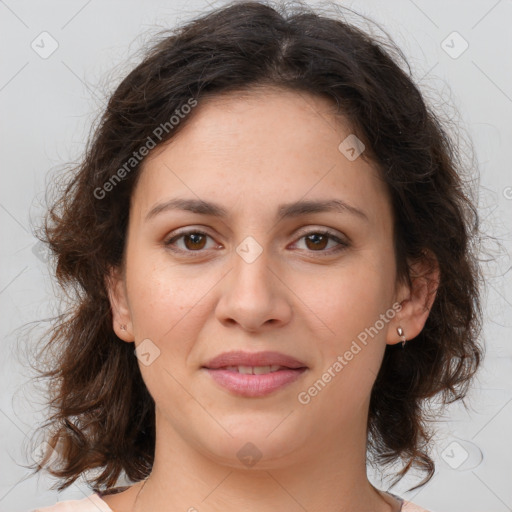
[105,265,134,343]
[387,251,440,346]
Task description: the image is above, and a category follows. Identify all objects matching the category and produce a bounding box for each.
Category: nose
[215,246,293,333]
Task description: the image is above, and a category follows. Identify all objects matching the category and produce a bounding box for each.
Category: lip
[203,367,308,397]
[202,350,307,370]
[201,350,308,398]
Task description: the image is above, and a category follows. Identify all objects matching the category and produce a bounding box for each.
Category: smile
[203,367,308,397]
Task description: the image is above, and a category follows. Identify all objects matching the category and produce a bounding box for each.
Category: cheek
[304,253,395,340]
[299,265,393,421]
[125,258,209,408]
[125,250,201,342]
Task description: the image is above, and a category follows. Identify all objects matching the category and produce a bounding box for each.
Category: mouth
[211,365,301,374]
[201,351,308,397]
[202,350,308,371]
[202,367,308,397]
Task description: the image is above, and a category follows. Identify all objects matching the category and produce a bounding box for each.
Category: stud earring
[397,326,406,348]
[120,324,127,331]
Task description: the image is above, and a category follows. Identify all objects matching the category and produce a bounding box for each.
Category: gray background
[1,1,511,511]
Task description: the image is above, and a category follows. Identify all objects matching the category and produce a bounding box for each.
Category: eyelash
[164,228,349,257]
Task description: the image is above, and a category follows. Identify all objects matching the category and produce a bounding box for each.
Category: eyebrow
[145,197,368,223]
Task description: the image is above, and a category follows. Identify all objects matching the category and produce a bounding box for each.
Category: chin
[196,425,307,469]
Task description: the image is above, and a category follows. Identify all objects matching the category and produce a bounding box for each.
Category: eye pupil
[305,233,328,250]
[185,233,206,250]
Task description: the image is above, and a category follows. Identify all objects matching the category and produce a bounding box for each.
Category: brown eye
[165,230,216,253]
[293,230,349,255]
[182,233,207,250]
[304,233,330,251]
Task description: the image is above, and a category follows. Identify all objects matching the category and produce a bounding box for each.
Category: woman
[29,1,483,511]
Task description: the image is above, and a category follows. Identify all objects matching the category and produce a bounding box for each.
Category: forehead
[131,88,391,227]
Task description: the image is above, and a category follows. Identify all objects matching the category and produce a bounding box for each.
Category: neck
[132,407,396,512]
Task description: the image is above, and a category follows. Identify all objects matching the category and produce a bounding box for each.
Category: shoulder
[402,500,434,512]
[380,489,433,512]
[30,493,113,512]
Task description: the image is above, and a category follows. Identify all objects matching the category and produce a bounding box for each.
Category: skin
[105,87,438,512]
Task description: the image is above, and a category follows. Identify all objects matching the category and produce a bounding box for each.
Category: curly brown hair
[25,0,483,494]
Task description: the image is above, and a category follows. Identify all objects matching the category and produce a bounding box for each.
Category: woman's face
[109,88,411,467]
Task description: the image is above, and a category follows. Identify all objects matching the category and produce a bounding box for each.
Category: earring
[397,326,406,348]
[120,324,126,331]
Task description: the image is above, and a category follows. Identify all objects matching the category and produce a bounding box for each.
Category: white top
[31,493,112,511]
[31,490,433,511]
